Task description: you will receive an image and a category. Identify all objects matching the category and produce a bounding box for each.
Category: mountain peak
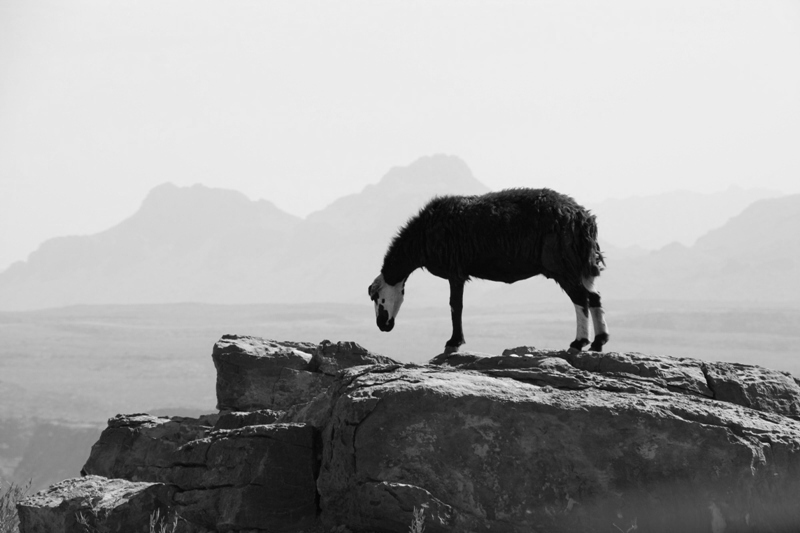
[376,154,488,196]
[138,183,252,214]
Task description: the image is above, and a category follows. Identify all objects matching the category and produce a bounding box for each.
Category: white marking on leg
[574,304,590,341]
[590,307,608,336]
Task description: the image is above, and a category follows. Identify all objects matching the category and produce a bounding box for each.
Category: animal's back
[415,188,600,283]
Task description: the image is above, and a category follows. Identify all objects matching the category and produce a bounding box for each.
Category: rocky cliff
[17,335,800,532]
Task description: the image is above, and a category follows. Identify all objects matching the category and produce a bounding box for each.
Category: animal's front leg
[445,278,466,352]
[568,304,591,354]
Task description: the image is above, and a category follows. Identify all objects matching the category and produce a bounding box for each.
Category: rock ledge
[18,338,800,533]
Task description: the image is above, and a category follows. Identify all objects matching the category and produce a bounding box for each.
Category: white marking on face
[573,304,590,341]
[590,307,609,336]
[369,274,405,326]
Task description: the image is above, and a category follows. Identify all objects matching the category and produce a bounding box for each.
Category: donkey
[368,188,609,353]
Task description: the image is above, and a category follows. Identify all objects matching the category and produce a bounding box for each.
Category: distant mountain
[602,194,800,302]
[589,187,781,250]
[0,157,796,310]
[0,155,488,310]
[0,183,302,309]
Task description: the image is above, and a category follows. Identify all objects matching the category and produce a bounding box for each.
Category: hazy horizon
[0,169,788,273]
[1,1,799,271]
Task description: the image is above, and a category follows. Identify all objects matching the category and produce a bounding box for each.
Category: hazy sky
[1,0,799,270]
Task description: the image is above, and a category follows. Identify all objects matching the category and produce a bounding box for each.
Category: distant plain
[3,297,800,425]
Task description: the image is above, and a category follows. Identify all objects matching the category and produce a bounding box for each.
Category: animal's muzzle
[376,306,394,332]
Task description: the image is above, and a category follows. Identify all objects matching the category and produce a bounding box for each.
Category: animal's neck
[381,225,423,285]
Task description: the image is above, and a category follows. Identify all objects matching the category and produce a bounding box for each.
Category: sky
[1,0,799,271]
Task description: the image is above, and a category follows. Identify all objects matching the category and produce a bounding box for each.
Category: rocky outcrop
[316,356,800,532]
[212,335,320,412]
[16,476,175,533]
[80,416,318,532]
[212,335,396,412]
[18,337,800,533]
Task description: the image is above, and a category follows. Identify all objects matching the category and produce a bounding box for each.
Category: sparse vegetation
[149,509,179,533]
[409,506,426,533]
[0,480,30,533]
[76,508,104,533]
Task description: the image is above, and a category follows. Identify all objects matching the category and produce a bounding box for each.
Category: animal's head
[368,274,405,332]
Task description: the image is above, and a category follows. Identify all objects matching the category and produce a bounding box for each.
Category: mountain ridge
[588,186,782,250]
[0,156,794,310]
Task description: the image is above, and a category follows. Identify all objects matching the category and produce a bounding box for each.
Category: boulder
[212,335,322,411]
[213,336,400,412]
[318,359,800,533]
[16,476,177,533]
[81,414,216,481]
[82,417,319,532]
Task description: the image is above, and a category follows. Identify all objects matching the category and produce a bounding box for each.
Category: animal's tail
[578,212,604,282]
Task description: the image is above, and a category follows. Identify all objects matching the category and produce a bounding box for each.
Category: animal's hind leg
[565,286,590,354]
[588,290,609,351]
[445,278,466,352]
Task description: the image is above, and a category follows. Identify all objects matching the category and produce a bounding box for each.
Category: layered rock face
[18,337,800,533]
[79,414,317,532]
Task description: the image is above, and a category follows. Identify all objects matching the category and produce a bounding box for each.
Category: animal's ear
[368,281,378,301]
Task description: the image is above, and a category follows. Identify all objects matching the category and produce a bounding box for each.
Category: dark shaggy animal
[368,188,609,353]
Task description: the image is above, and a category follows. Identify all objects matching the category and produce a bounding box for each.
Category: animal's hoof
[590,333,609,352]
[444,345,461,354]
[568,338,589,354]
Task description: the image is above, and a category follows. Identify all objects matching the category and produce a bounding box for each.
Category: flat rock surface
[432,348,800,419]
[213,409,283,430]
[318,362,800,533]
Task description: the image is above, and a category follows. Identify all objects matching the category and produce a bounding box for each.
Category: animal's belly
[470,261,540,284]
